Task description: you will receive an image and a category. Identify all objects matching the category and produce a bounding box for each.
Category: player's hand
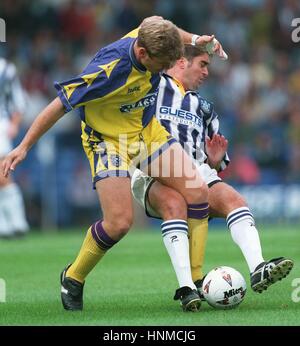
[195,35,228,60]
[205,134,228,168]
[1,145,28,178]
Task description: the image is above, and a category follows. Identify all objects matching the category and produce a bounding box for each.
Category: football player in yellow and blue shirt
[55,26,178,185]
[2,16,227,312]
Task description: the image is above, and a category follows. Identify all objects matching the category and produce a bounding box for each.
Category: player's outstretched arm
[139,16,227,59]
[140,16,227,59]
[1,97,65,178]
[177,29,228,60]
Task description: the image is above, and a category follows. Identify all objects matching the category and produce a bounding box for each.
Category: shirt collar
[129,39,147,73]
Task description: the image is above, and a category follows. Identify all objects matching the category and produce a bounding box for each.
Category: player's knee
[105,214,133,236]
[238,194,247,207]
[230,193,248,209]
[115,218,133,236]
[184,181,208,204]
[160,190,187,220]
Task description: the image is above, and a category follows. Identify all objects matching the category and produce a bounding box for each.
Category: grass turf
[0,225,299,326]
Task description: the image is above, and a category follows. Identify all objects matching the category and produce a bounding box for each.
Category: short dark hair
[183,44,211,62]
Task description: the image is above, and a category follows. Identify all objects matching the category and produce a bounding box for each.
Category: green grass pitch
[0,225,299,326]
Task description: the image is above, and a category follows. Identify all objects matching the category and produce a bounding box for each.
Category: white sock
[0,184,29,233]
[227,207,264,273]
[161,219,196,290]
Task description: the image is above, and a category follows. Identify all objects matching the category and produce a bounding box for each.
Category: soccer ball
[202,266,247,309]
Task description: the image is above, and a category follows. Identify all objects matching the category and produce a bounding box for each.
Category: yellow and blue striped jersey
[54,29,161,138]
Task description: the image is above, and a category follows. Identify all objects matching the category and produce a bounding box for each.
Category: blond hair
[137,18,184,63]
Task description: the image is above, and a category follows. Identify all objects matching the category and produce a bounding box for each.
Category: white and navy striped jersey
[155,73,229,171]
[0,58,26,121]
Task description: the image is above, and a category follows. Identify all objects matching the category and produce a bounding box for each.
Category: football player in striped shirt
[131,45,293,309]
[0,58,29,238]
[2,17,227,311]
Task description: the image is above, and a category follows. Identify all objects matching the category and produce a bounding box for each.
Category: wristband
[191,34,200,46]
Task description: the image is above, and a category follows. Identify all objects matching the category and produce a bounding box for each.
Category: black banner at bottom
[0,326,298,344]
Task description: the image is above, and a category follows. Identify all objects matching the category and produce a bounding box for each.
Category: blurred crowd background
[0,0,299,228]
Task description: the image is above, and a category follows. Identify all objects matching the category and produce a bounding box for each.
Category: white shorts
[0,119,12,157]
[131,163,222,219]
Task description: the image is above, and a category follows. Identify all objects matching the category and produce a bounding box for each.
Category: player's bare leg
[148,143,208,204]
[148,180,187,221]
[145,143,208,311]
[66,177,133,282]
[148,180,207,301]
[148,181,200,311]
[208,181,293,293]
[96,177,133,240]
[61,177,133,311]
